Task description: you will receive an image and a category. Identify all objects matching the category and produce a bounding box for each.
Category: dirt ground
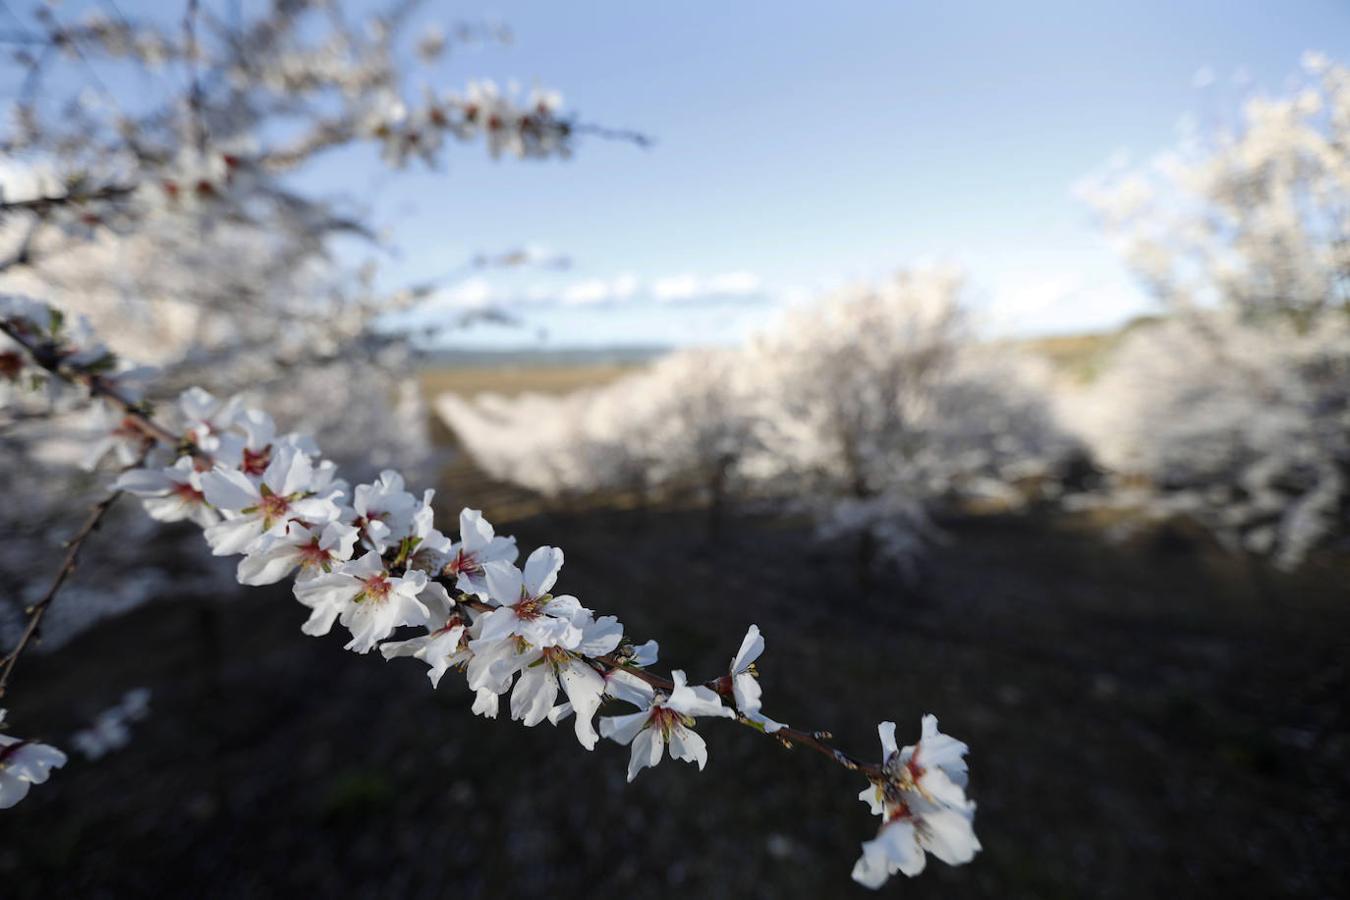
[2,384,1347,898]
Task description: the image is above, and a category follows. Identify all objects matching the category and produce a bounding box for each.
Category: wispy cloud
[432,270,767,312]
[440,276,498,308]
[652,271,762,302]
[557,274,640,306]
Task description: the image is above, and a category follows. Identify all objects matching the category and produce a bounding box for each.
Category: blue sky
[358,0,1350,348]
[29,1,1350,348]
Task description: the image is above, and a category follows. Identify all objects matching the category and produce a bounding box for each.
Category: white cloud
[439,276,498,309]
[652,270,763,303]
[560,278,616,306]
[707,271,762,295]
[552,273,641,306]
[651,273,700,302]
[432,270,766,313]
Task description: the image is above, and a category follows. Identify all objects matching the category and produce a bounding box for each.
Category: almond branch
[0,448,149,699]
[2,315,883,781]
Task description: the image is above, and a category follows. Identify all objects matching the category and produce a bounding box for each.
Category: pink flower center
[0,740,30,766]
[648,704,687,738]
[0,351,22,380]
[298,540,331,568]
[886,802,914,824]
[432,614,464,636]
[259,492,290,522]
[354,510,388,534]
[172,482,206,505]
[241,446,271,476]
[360,574,392,603]
[446,549,480,576]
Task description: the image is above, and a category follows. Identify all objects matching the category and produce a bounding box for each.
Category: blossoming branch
[0,295,980,889]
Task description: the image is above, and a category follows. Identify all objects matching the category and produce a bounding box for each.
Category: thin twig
[183,0,208,155]
[0,183,136,214]
[0,465,140,698]
[568,120,655,149]
[0,319,203,456]
[0,217,41,273]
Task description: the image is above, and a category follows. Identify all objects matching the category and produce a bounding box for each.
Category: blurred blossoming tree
[0,0,628,644]
[439,269,1079,580]
[1073,53,1350,569]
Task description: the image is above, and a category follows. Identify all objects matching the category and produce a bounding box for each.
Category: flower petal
[626,725,664,782]
[599,709,650,746]
[522,545,563,597]
[730,624,764,674]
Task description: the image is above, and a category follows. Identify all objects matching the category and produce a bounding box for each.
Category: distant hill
[1006,315,1162,382]
[419,344,671,369]
[420,316,1163,390]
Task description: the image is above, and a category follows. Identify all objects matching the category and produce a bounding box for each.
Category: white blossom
[176,387,245,445]
[379,583,466,688]
[443,507,518,596]
[851,716,980,889]
[494,609,622,749]
[81,401,149,471]
[629,639,659,667]
[0,710,67,809]
[403,490,454,572]
[200,444,338,556]
[292,551,429,653]
[236,520,359,586]
[113,457,219,529]
[349,470,419,553]
[599,670,734,781]
[474,547,583,648]
[729,625,786,733]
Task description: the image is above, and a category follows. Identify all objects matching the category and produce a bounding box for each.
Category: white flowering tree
[1079,53,1350,328]
[1073,53,1350,569]
[437,346,762,536]
[0,0,639,649]
[745,269,1077,582]
[639,348,763,538]
[0,294,982,888]
[438,269,1078,582]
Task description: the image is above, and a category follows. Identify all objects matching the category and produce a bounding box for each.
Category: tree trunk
[705,458,730,544]
[856,527,877,595]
